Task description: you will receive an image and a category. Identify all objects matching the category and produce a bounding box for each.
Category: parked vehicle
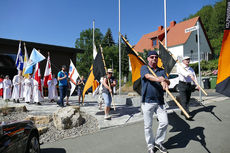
[168,73,179,92]
[0,120,40,153]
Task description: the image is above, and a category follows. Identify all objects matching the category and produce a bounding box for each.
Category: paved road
[41,99,230,153]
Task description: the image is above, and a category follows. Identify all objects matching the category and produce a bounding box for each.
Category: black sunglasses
[149,56,158,59]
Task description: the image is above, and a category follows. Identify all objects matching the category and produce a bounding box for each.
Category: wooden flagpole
[120,33,191,118]
[100,45,116,111]
[159,41,208,96]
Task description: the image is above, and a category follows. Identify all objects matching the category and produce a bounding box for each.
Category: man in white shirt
[177,56,199,119]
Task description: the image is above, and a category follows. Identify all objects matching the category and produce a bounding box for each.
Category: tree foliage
[75,28,129,81]
[190,59,218,74]
[102,28,115,47]
[75,28,103,77]
[121,35,131,78]
[183,0,226,57]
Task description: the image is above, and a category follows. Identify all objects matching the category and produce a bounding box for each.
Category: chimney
[170,21,176,27]
[158,26,163,31]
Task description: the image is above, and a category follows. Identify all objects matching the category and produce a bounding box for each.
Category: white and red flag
[34,63,42,93]
[68,59,80,96]
[43,53,52,87]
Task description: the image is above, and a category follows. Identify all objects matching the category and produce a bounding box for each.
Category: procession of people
[0,40,203,153]
[0,69,86,106]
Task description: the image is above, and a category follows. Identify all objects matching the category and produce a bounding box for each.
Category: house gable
[134,16,213,57]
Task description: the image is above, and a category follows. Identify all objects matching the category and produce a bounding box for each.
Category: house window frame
[152,38,157,47]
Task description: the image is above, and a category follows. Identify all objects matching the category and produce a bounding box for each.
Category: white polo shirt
[177,63,197,83]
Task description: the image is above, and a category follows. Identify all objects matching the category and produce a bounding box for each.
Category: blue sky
[0,0,217,48]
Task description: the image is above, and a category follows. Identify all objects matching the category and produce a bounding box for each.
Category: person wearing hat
[141,50,170,153]
[177,56,199,119]
[102,68,116,120]
[57,65,68,107]
[76,75,85,105]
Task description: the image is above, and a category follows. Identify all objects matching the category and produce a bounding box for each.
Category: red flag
[34,63,42,92]
[43,54,52,87]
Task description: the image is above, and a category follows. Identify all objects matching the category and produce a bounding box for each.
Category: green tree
[209,0,226,55]
[209,0,226,38]
[75,28,103,77]
[183,5,213,35]
[102,45,119,78]
[75,28,132,82]
[102,28,115,47]
[183,0,226,58]
[121,35,130,79]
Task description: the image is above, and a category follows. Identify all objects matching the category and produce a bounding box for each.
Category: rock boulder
[53,106,85,130]
[25,115,52,124]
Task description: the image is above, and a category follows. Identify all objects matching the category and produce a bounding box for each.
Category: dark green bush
[190,59,218,74]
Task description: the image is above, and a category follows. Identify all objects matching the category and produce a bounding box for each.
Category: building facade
[134,16,213,65]
[0,38,84,79]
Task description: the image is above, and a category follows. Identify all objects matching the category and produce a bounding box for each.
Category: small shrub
[190,59,218,75]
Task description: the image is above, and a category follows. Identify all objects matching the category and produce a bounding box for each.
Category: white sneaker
[104,115,111,120]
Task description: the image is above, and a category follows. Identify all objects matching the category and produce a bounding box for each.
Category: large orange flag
[216,0,230,97]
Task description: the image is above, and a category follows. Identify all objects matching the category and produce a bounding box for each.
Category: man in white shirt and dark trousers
[177,56,199,119]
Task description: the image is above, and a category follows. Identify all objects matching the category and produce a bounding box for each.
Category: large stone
[25,115,52,124]
[0,105,27,114]
[53,106,85,130]
[127,92,139,97]
[38,127,48,135]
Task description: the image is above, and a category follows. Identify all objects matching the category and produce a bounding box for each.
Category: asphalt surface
[41,97,230,153]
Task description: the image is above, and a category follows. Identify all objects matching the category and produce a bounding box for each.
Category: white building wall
[167,45,184,73]
[168,45,184,61]
[184,21,212,63]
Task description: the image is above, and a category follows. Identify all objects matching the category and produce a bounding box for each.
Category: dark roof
[0,37,84,53]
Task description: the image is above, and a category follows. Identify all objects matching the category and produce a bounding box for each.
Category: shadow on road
[164,112,211,153]
[190,105,222,122]
[95,105,140,118]
[41,148,66,153]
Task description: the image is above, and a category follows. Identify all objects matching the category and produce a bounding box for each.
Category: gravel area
[0,111,99,144]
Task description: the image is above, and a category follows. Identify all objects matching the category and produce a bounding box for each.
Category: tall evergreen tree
[102,28,115,47]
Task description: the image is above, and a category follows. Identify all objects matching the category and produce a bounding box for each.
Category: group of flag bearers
[0,41,60,104]
[1,7,230,151]
[0,40,87,106]
[0,69,58,105]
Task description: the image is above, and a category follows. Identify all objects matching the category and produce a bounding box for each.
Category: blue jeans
[142,103,168,149]
[58,86,67,106]
[102,93,112,107]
